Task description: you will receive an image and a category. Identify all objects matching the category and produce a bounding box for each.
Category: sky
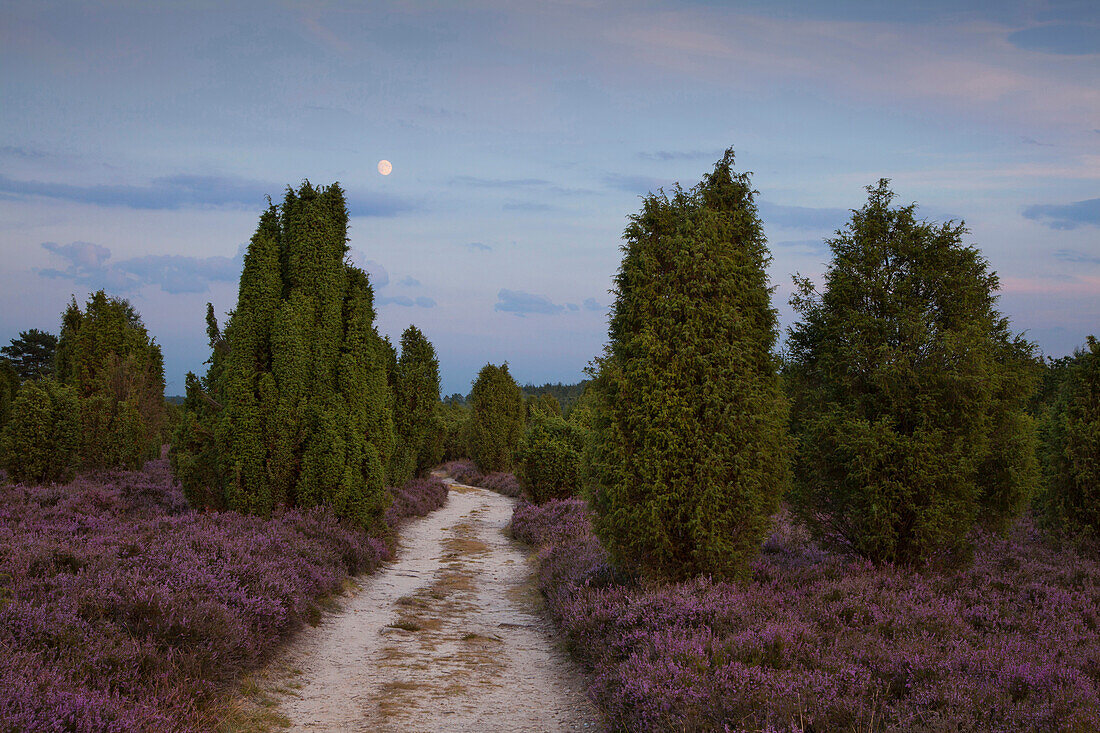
[1,0,1098,397]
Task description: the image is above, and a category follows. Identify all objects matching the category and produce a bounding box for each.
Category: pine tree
[389,325,442,485]
[586,149,789,581]
[1,329,58,381]
[787,181,1038,565]
[172,182,394,528]
[469,363,525,472]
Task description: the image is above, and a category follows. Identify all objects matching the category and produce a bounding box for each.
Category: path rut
[266,476,601,732]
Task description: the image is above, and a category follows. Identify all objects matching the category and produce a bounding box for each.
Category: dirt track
[265,475,601,732]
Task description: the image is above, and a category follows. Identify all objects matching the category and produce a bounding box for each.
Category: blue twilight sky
[1,0,1098,396]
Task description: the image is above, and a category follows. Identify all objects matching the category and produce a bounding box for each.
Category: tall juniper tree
[586,149,789,581]
[786,181,1038,565]
[172,182,394,527]
[469,363,525,472]
[389,325,442,485]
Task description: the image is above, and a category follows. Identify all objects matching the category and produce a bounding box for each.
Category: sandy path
[267,475,601,732]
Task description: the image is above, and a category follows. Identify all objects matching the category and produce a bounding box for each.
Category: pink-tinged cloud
[999,275,1100,297]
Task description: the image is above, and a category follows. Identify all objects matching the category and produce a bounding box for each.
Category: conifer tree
[787,181,1038,565]
[389,325,442,485]
[172,182,394,528]
[469,363,525,472]
[1041,336,1100,544]
[586,149,789,581]
[1,379,79,484]
[2,329,58,381]
[0,359,15,445]
[55,291,166,471]
[519,414,585,503]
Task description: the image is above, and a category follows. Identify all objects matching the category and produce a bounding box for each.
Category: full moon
[377,159,392,176]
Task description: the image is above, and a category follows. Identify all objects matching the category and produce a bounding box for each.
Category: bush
[587,149,789,581]
[469,363,525,472]
[787,180,1038,565]
[1041,336,1100,545]
[0,379,79,485]
[518,415,585,503]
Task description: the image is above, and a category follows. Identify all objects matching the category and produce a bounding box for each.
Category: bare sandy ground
[264,475,602,732]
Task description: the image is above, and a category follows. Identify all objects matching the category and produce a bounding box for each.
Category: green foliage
[587,149,790,582]
[1040,336,1100,544]
[519,414,585,503]
[171,182,394,528]
[389,326,443,484]
[55,292,167,471]
[469,363,525,472]
[0,360,15,449]
[787,181,1038,565]
[1,380,79,484]
[526,392,562,422]
[439,402,473,461]
[1,329,58,381]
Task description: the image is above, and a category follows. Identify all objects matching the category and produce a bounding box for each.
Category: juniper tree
[787,181,1038,565]
[519,414,585,503]
[389,325,442,485]
[1041,336,1100,544]
[469,363,525,472]
[586,149,789,581]
[0,379,79,484]
[172,182,394,528]
[55,292,166,471]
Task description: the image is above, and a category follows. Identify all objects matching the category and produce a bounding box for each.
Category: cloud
[1055,248,1100,265]
[1021,136,1054,147]
[566,303,579,311]
[502,201,552,212]
[1008,24,1100,56]
[398,276,421,287]
[772,238,829,254]
[583,297,604,311]
[463,242,492,252]
[0,173,412,216]
[376,294,436,308]
[451,175,552,189]
[38,241,241,294]
[603,173,673,194]
[361,259,390,288]
[495,289,567,316]
[636,150,717,161]
[1022,198,1100,229]
[757,201,849,231]
[0,145,48,160]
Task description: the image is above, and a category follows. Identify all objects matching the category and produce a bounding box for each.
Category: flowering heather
[513,499,1100,732]
[442,459,524,498]
[0,456,447,732]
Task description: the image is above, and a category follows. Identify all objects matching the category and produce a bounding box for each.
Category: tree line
[2,163,1095,573]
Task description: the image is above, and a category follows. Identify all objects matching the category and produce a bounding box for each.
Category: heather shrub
[441,459,523,498]
[787,181,1038,565]
[587,149,789,581]
[1041,336,1100,545]
[171,183,394,529]
[513,500,1100,732]
[469,363,525,472]
[0,457,446,732]
[55,291,168,471]
[518,414,585,503]
[0,379,79,485]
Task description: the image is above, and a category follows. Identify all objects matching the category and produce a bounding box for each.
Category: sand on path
[266,475,601,732]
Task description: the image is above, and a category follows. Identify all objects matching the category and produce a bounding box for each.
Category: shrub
[1041,336,1100,545]
[0,379,79,485]
[469,363,525,472]
[519,414,585,503]
[439,402,472,462]
[787,180,1038,565]
[586,149,789,581]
